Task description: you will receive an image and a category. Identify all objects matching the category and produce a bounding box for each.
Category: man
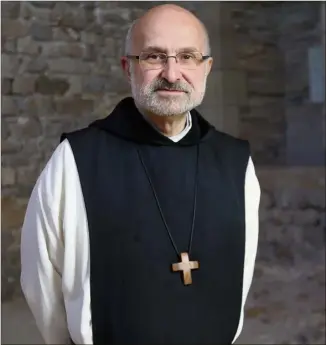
[20,4,260,345]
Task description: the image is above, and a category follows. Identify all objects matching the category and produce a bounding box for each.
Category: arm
[232,156,261,343]
[20,141,70,344]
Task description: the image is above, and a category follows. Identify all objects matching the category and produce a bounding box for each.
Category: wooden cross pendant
[172,252,199,285]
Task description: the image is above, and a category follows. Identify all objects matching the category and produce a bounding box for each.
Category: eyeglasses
[126,51,211,70]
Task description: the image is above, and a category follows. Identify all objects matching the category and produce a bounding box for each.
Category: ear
[205,57,213,76]
[121,56,131,82]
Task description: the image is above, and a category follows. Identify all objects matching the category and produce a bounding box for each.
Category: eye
[179,53,196,61]
[146,53,166,61]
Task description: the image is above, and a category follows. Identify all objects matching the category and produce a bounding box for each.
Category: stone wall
[219,2,325,166]
[1,0,325,311]
[257,168,325,269]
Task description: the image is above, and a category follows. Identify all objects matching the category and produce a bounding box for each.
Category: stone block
[30,22,53,41]
[202,70,223,107]
[48,58,90,74]
[35,75,69,95]
[23,95,55,116]
[215,31,241,70]
[12,76,36,95]
[220,70,248,106]
[17,166,40,186]
[55,98,94,116]
[2,38,17,53]
[52,6,88,30]
[240,102,285,122]
[53,27,80,41]
[1,2,20,19]
[286,105,325,166]
[1,196,27,229]
[12,116,43,138]
[1,54,20,78]
[247,70,285,97]
[238,44,283,73]
[17,36,40,55]
[83,75,109,94]
[41,42,85,58]
[20,1,53,23]
[293,209,320,226]
[1,167,16,186]
[1,96,17,115]
[1,18,29,38]
[2,78,13,95]
[65,76,83,96]
[80,32,103,45]
[24,57,48,73]
[221,105,240,137]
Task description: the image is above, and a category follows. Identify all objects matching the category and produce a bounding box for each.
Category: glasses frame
[126,51,211,70]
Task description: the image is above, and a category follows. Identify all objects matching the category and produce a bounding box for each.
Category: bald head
[125,4,210,56]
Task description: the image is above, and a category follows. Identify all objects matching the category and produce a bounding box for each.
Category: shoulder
[60,125,100,144]
[209,128,250,159]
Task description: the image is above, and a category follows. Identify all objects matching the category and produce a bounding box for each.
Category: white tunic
[20,115,261,344]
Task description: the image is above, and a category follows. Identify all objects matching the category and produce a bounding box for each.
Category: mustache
[152,79,191,93]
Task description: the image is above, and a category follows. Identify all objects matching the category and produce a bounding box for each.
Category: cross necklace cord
[137,145,200,285]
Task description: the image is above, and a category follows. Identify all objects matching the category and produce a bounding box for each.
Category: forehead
[133,13,206,53]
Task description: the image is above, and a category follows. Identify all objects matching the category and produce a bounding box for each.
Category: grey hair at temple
[124,18,212,56]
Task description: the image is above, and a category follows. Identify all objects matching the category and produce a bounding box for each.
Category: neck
[145,113,188,137]
[135,104,188,137]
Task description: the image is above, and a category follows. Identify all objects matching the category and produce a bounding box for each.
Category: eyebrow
[142,46,201,53]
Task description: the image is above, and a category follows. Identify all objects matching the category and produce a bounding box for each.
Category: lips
[156,89,185,92]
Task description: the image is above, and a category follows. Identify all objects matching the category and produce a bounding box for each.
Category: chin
[149,103,192,117]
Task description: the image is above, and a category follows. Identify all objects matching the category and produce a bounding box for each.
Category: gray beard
[131,81,206,117]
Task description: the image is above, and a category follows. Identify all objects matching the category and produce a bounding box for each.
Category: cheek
[182,69,207,88]
[138,70,161,86]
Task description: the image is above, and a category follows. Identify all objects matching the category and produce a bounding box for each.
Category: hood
[89,97,215,146]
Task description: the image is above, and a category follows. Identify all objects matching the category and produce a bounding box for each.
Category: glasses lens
[177,52,202,69]
[139,52,166,70]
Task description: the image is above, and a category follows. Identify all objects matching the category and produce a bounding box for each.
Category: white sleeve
[232,156,261,343]
[20,140,71,344]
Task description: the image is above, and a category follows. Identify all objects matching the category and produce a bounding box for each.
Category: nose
[160,57,182,84]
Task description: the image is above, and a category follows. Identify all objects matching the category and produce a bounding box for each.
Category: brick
[35,75,69,95]
[12,76,36,95]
